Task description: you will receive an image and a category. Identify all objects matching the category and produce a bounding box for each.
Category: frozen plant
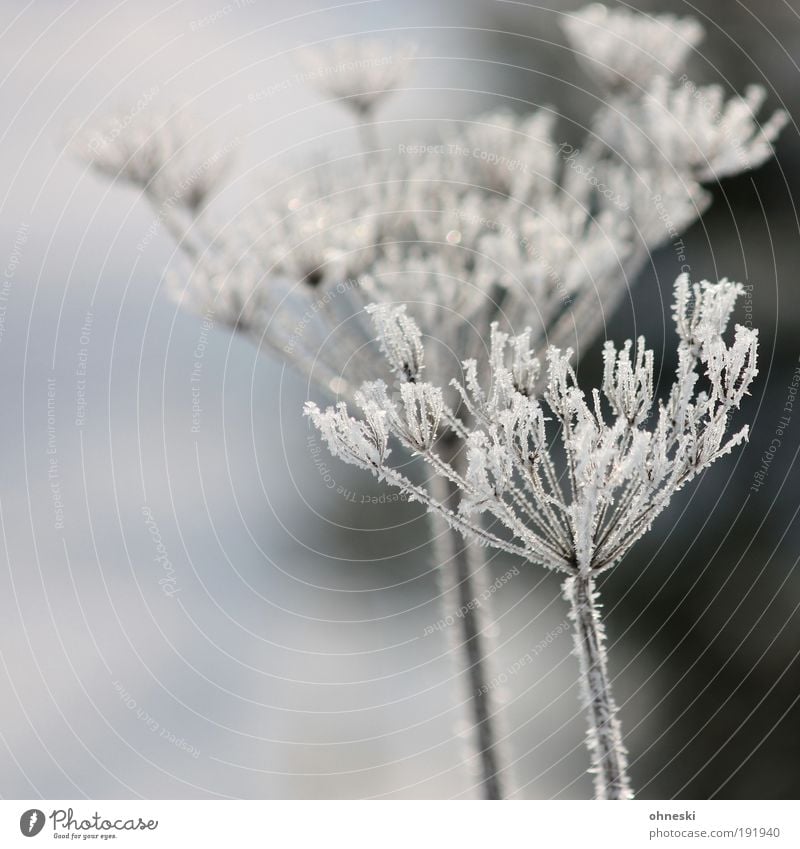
[295,38,416,154]
[614,78,788,182]
[71,110,233,222]
[295,38,415,119]
[70,4,783,800]
[305,274,759,799]
[563,1,787,174]
[70,7,784,401]
[563,5,705,92]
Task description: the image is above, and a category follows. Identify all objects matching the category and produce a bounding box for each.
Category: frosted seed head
[71,109,232,211]
[304,400,389,471]
[307,276,759,576]
[639,79,787,183]
[295,39,415,116]
[398,382,444,450]
[366,303,425,382]
[562,5,705,91]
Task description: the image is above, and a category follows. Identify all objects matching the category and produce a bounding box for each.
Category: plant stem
[430,434,509,800]
[563,572,633,800]
[356,118,381,157]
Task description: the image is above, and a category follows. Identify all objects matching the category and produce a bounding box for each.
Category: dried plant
[71,110,233,218]
[69,4,781,799]
[306,274,759,798]
[70,9,783,400]
[563,5,706,92]
[295,39,416,119]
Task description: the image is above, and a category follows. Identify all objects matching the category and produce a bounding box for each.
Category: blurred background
[0,0,798,800]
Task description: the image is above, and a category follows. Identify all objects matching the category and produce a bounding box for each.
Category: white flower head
[253,168,381,288]
[305,398,390,472]
[365,303,425,382]
[295,38,415,115]
[74,12,783,417]
[640,79,788,182]
[72,109,232,212]
[563,4,705,91]
[396,382,445,450]
[307,275,758,573]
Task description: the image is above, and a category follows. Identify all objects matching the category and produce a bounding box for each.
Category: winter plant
[306,274,760,799]
[70,4,782,798]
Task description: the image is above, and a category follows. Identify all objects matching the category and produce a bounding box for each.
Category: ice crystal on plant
[305,274,758,574]
[365,304,425,382]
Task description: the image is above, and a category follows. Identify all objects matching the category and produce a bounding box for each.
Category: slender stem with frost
[429,433,510,800]
[563,572,632,800]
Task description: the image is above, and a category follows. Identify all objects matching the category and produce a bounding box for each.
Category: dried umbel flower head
[71,109,233,213]
[563,4,705,92]
[365,303,425,382]
[71,9,781,799]
[306,274,758,799]
[563,0,785,183]
[253,164,383,289]
[295,38,416,116]
[634,79,788,182]
[197,3,778,401]
[72,6,784,416]
[306,274,758,574]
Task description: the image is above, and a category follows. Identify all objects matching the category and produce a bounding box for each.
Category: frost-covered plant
[563,5,705,92]
[295,38,416,120]
[305,275,759,799]
[71,110,232,218]
[70,4,781,800]
[70,6,783,402]
[612,78,788,182]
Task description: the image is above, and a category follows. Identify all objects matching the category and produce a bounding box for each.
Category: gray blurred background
[0,0,798,800]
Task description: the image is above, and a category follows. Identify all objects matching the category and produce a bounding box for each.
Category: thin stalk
[356,117,381,157]
[352,105,384,166]
[563,572,632,800]
[430,433,510,800]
